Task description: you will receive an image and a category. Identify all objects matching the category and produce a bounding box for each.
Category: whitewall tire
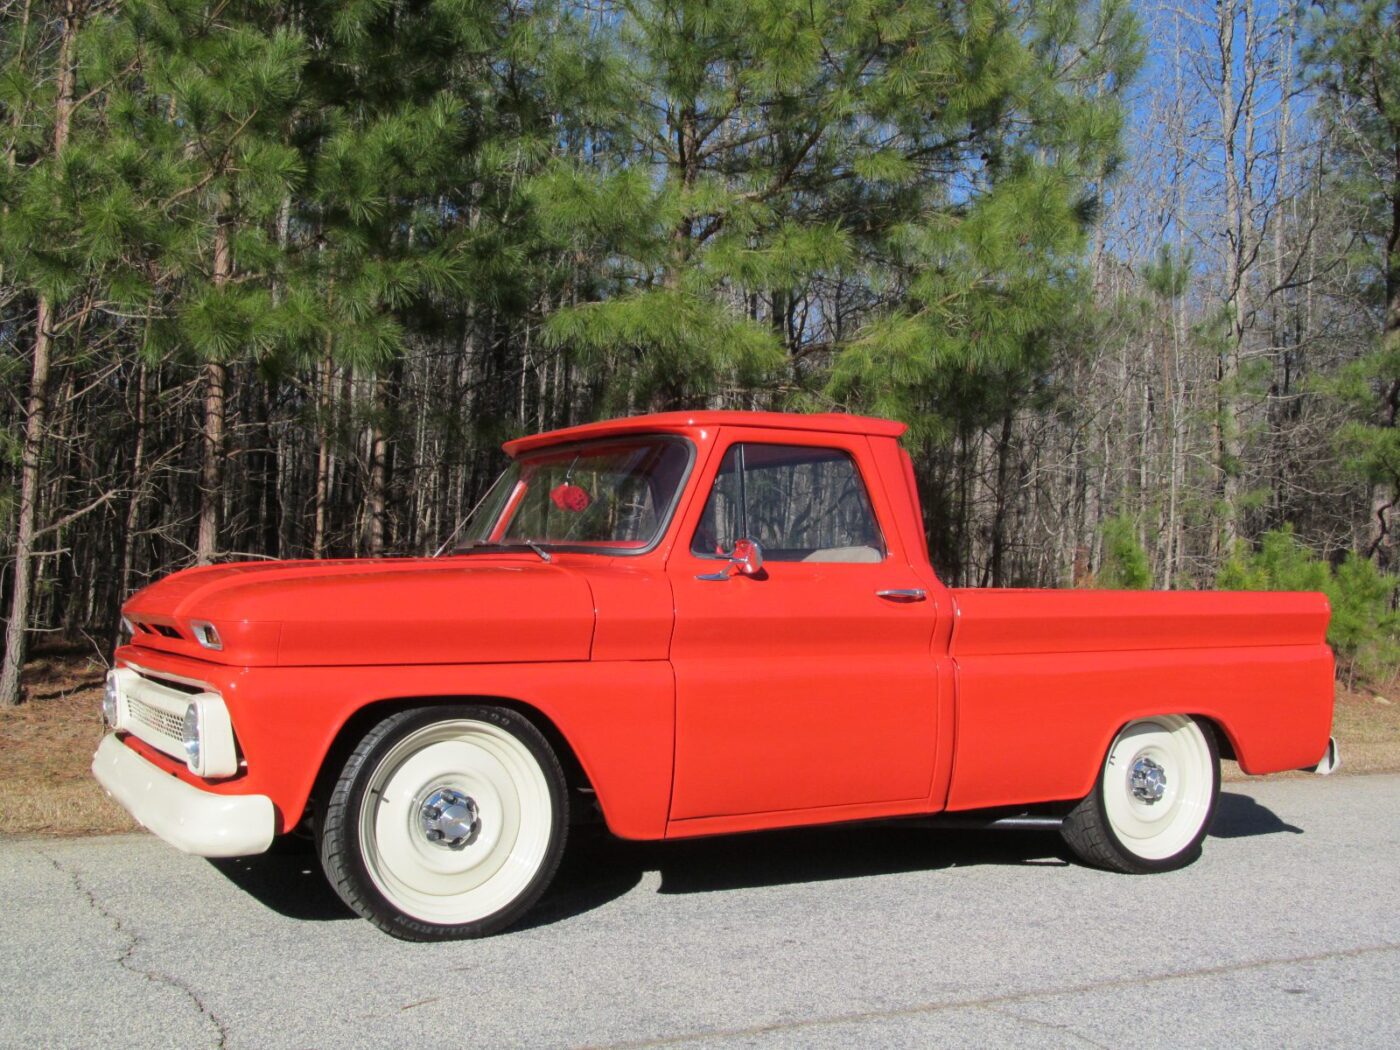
[319,705,568,940]
[1061,715,1220,874]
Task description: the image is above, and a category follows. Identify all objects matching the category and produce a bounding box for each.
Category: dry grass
[1,654,1397,838]
[1317,681,1400,774]
[0,651,137,837]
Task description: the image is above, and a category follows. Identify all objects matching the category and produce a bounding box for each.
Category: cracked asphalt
[1,774,1397,1049]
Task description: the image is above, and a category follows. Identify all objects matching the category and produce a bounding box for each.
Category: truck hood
[120,557,595,667]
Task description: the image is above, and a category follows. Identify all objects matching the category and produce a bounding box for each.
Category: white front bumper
[92,734,275,857]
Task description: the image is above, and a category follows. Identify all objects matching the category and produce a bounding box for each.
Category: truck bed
[944,588,1334,811]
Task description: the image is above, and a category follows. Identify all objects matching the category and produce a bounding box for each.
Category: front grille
[127,693,187,741]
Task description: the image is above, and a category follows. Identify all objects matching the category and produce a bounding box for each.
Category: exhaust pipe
[1308,736,1340,776]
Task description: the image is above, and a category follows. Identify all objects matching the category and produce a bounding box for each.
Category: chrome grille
[112,665,220,767]
[127,693,187,741]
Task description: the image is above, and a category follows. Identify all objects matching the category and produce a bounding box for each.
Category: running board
[897,813,1066,831]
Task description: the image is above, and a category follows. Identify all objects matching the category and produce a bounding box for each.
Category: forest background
[2,0,1398,705]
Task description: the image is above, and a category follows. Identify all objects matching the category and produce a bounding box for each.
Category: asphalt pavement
[1,774,1397,1049]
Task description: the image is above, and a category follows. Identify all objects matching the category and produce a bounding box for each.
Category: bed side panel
[945,586,1334,812]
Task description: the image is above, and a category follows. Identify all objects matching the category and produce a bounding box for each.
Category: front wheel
[1060,715,1220,874]
[319,705,568,940]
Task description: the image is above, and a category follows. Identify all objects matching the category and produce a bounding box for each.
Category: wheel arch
[1059,709,1233,808]
[303,694,597,832]
[1091,711,1236,775]
[1096,711,1238,764]
[1189,713,1238,763]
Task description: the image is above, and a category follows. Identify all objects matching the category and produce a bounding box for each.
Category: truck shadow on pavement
[206,787,1301,930]
[519,823,1070,932]
[1210,790,1304,838]
[209,844,356,922]
[206,822,1068,928]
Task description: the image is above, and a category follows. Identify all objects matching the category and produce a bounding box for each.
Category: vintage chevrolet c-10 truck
[93,411,1338,939]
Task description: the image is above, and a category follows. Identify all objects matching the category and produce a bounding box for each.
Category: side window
[691,444,886,563]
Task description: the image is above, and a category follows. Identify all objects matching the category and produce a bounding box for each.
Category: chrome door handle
[876,588,926,603]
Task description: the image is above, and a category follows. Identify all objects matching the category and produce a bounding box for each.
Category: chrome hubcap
[418,788,480,850]
[1129,755,1167,804]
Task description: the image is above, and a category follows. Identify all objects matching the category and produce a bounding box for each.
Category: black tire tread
[1060,790,1143,874]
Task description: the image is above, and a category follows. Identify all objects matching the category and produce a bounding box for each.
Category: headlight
[182,703,201,769]
[103,671,120,728]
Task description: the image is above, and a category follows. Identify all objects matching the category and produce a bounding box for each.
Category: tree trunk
[313,344,333,558]
[0,299,56,706]
[1366,139,1400,570]
[196,219,232,564]
[987,408,1015,588]
[257,377,281,558]
[0,0,78,706]
[113,361,148,651]
[1213,0,1255,555]
[364,378,389,556]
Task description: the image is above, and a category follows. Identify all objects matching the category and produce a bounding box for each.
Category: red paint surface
[112,410,1336,842]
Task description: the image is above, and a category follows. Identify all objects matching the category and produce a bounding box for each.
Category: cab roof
[502,411,907,456]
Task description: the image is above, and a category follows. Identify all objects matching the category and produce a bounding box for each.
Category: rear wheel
[319,704,568,940]
[1060,715,1219,874]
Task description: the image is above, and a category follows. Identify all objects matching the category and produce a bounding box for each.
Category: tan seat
[801,545,883,563]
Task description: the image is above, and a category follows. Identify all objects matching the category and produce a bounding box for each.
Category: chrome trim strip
[121,660,213,692]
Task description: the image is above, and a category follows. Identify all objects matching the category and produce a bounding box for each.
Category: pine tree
[122,0,307,564]
[527,1,1138,584]
[0,0,149,703]
[822,0,1140,583]
[1307,0,1400,571]
[292,0,545,554]
[1096,515,1153,589]
[532,0,876,409]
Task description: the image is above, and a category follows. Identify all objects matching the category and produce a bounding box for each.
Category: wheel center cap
[1130,755,1168,804]
[419,788,480,850]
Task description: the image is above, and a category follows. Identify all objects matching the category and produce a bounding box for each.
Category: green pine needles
[528,0,1141,416]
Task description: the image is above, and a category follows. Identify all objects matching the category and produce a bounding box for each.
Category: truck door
[666,429,940,821]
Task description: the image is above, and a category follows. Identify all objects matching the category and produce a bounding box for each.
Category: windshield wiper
[455,541,552,563]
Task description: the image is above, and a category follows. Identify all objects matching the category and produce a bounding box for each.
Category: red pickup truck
[93,411,1338,940]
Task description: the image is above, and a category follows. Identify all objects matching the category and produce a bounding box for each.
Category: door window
[691,444,885,562]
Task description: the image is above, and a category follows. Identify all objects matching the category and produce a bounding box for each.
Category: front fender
[112,648,675,840]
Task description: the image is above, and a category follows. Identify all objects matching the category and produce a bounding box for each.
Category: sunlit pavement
[2,774,1397,1049]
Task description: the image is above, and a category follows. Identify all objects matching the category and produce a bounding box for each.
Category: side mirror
[696,538,765,581]
[729,538,763,576]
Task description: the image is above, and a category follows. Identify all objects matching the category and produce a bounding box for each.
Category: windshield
[457,437,693,554]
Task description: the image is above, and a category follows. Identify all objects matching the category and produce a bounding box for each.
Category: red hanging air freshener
[550,483,591,512]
